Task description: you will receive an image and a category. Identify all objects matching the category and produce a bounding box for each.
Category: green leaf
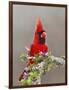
[29,71,39,78]
[47,63,54,71]
[27,76,32,85]
[34,55,44,63]
[19,54,27,62]
[29,72,34,77]
[33,71,39,77]
[20,79,27,85]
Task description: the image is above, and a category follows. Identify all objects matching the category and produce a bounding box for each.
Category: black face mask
[38,31,45,44]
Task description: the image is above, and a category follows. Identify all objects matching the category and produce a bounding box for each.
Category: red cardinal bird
[29,18,48,56]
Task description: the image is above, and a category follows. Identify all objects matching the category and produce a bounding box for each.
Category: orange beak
[41,32,47,38]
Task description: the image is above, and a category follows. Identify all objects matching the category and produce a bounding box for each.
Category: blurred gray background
[13,4,65,86]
